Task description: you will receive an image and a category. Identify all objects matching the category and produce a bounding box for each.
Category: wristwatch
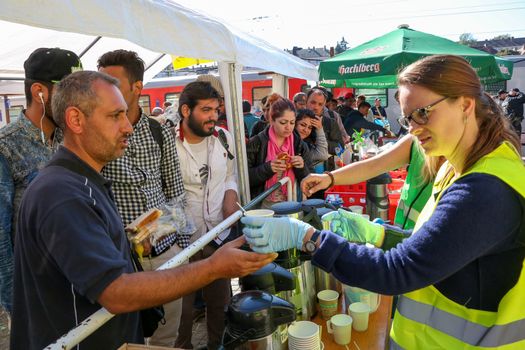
[303,229,322,254]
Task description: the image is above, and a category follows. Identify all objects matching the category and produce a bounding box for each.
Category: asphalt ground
[0,307,8,349]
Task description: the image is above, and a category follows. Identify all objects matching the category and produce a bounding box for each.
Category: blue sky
[175,0,525,49]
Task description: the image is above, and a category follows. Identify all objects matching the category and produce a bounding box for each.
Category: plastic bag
[152,197,196,246]
[126,197,196,260]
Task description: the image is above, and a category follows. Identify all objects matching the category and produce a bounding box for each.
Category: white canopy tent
[0,0,319,207]
[0,0,318,82]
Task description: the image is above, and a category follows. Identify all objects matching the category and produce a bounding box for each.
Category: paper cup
[326,313,353,345]
[317,289,339,319]
[348,302,370,332]
[244,209,274,229]
[244,209,274,217]
[349,205,364,214]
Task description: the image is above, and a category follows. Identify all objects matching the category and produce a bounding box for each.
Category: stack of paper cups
[288,320,322,350]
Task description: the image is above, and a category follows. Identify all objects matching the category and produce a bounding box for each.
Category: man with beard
[306,88,344,172]
[0,47,82,320]
[174,81,239,350]
[11,71,275,349]
[336,92,355,120]
[98,50,186,347]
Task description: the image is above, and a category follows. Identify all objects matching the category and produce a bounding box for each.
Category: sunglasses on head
[398,96,448,129]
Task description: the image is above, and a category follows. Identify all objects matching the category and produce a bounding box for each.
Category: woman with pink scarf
[246,93,311,208]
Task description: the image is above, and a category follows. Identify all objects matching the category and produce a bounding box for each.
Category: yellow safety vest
[390,142,525,350]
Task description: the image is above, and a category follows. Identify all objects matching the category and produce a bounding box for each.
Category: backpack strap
[217,128,235,160]
[148,117,164,158]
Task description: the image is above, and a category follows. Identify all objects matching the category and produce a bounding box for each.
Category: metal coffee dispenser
[366,173,392,221]
[301,199,335,317]
[270,201,312,320]
[222,290,296,350]
[302,199,341,294]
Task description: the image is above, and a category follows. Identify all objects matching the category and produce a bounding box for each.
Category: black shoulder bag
[129,249,166,338]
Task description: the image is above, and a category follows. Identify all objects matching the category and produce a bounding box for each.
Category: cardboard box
[118,344,184,350]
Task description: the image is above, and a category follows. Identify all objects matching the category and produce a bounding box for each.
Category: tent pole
[78,36,101,58]
[219,62,251,205]
[145,53,166,71]
[272,73,289,99]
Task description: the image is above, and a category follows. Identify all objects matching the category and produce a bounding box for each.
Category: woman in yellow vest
[242,54,525,349]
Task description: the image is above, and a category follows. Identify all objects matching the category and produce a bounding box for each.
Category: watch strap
[310,229,322,243]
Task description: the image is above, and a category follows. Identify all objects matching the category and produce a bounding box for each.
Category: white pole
[219,62,251,205]
[45,177,292,349]
[156,210,243,271]
[287,178,293,202]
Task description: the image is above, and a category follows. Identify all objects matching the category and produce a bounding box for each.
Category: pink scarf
[265,126,295,201]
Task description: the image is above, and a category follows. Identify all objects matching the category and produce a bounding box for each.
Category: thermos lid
[316,207,333,218]
[225,291,296,339]
[367,172,392,185]
[271,201,302,215]
[301,198,326,213]
[239,262,295,294]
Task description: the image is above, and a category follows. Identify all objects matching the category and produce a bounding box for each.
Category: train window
[354,88,388,107]
[139,95,151,114]
[252,86,272,112]
[164,93,180,109]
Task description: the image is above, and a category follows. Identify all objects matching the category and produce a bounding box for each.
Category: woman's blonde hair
[397,55,520,173]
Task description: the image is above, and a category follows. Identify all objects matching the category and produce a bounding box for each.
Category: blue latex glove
[321,208,385,247]
[241,216,314,253]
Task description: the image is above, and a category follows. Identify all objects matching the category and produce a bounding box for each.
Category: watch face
[305,241,316,253]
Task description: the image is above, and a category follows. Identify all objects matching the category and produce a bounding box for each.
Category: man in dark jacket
[337,92,356,120]
[344,102,392,138]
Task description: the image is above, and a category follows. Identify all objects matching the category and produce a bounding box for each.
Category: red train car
[140,72,309,114]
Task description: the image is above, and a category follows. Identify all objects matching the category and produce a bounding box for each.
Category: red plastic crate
[327,183,367,194]
[389,192,401,223]
[388,178,405,193]
[389,169,407,180]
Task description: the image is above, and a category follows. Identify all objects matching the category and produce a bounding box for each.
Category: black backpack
[148,117,164,157]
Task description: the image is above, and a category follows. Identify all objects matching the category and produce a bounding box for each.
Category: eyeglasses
[398,96,448,129]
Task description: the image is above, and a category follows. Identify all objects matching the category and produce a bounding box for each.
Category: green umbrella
[319,26,513,88]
